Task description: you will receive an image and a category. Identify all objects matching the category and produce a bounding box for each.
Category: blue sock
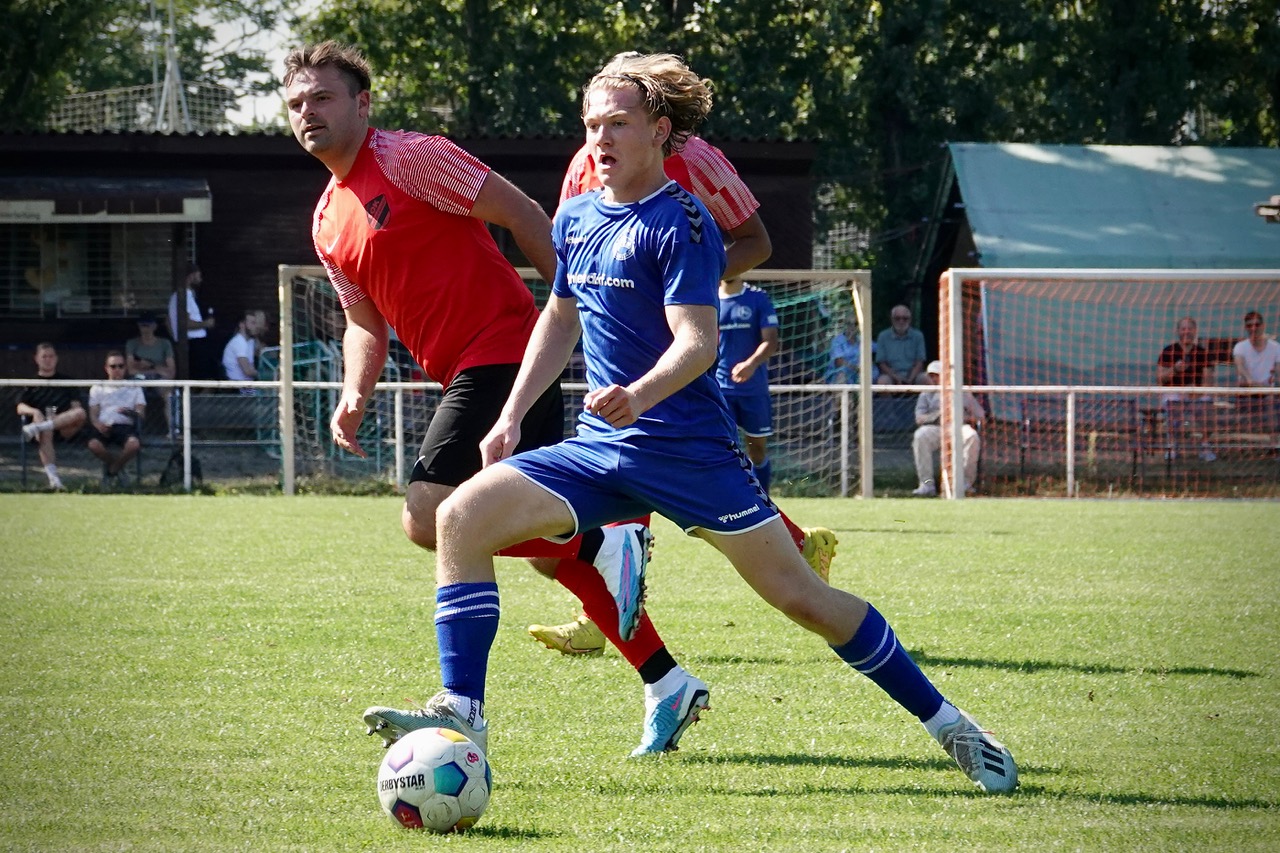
[831,603,945,720]
[755,458,772,496]
[434,582,499,704]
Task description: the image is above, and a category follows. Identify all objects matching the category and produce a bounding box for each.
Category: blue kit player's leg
[616,435,1019,794]
[363,581,497,753]
[727,393,774,496]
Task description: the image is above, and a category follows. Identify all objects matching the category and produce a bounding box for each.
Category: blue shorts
[722,392,773,438]
[501,432,779,537]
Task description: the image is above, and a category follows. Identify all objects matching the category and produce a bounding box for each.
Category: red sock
[778,510,805,551]
[553,557,664,670]
[495,514,651,560]
[497,535,582,559]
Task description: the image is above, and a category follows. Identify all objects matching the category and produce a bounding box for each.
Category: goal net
[267,267,423,485]
[47,82,240,134]
[275,265,870,495]
[939,269,1280,497]
[739,269,869,496]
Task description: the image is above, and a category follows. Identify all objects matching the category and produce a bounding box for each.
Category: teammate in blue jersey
[717,276,779,494]
[430,54,1019,792]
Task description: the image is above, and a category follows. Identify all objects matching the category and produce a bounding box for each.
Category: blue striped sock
[434,582,500,704]
[831,603,945,720]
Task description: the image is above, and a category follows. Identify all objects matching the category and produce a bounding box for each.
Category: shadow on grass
[661,754,1278,810]
[692,654,817,666]
[1011,783,1277,811]
[681,751,961,772]
[838,527,1019,536]
[912,651,1259,680]
[686,652,1258,679]
[453,824,554,840]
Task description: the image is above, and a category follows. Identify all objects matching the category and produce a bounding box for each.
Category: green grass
[1,495,1277,851]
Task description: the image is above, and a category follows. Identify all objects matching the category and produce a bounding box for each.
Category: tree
[796,0,1278,317]
[1,0,286,131]
[1,0,120,129]
[1191,0,1280,144]
[294,0,1275,324]
[300,0,626,135]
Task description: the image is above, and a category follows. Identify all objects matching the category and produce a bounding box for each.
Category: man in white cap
[912,360,984,497]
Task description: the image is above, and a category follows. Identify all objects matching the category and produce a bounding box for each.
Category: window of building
[0,222,195,318]
[0,177,210,320]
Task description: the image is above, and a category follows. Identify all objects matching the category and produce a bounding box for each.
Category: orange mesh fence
[940,270,1280,497]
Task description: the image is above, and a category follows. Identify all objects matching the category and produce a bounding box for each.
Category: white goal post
[277,264,874,498]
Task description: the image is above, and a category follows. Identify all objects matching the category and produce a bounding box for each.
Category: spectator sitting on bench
[1233,311,1280,435]
[826,312,877,384]
[875,304,926,386]
[912,361,984,497]
[1157,316,1217,462]
[126,311,176,436]
[222,309,266,393]
[87,351,146,489]
[18,342,88,491]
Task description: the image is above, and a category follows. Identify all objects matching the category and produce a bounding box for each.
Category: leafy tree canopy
[13,0,1272,304]
[1,0,287,130]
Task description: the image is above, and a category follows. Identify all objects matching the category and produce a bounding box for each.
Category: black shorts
[409,363,564,488]
[90,423,140,447]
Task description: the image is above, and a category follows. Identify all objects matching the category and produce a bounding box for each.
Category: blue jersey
[552,181,728,441]
[717,285,778,397]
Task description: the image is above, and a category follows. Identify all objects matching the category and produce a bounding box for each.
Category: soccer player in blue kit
[431,54,1019,793]
[717,275,780,495]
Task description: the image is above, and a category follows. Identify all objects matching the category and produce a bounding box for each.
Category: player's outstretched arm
[722,212,772,280]
[471,171,558,285]
[330,298,389,458]
[592,303,717,427]
[731,325,779,384]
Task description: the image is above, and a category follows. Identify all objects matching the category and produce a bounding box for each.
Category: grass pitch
[1,495,1277,851]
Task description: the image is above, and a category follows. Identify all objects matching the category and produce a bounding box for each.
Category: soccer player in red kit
[285,40,724,756]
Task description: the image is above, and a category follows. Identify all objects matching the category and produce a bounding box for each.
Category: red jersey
[559,135,760,232]
[312,128,537,386]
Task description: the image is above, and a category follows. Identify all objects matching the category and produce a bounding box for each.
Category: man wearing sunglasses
[87,351,146,489]
[1233,312,1280,434]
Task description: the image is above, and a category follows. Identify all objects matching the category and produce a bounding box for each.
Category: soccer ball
[376,727,491,832]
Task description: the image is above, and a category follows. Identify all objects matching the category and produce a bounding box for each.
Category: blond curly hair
[583,53,713,156]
